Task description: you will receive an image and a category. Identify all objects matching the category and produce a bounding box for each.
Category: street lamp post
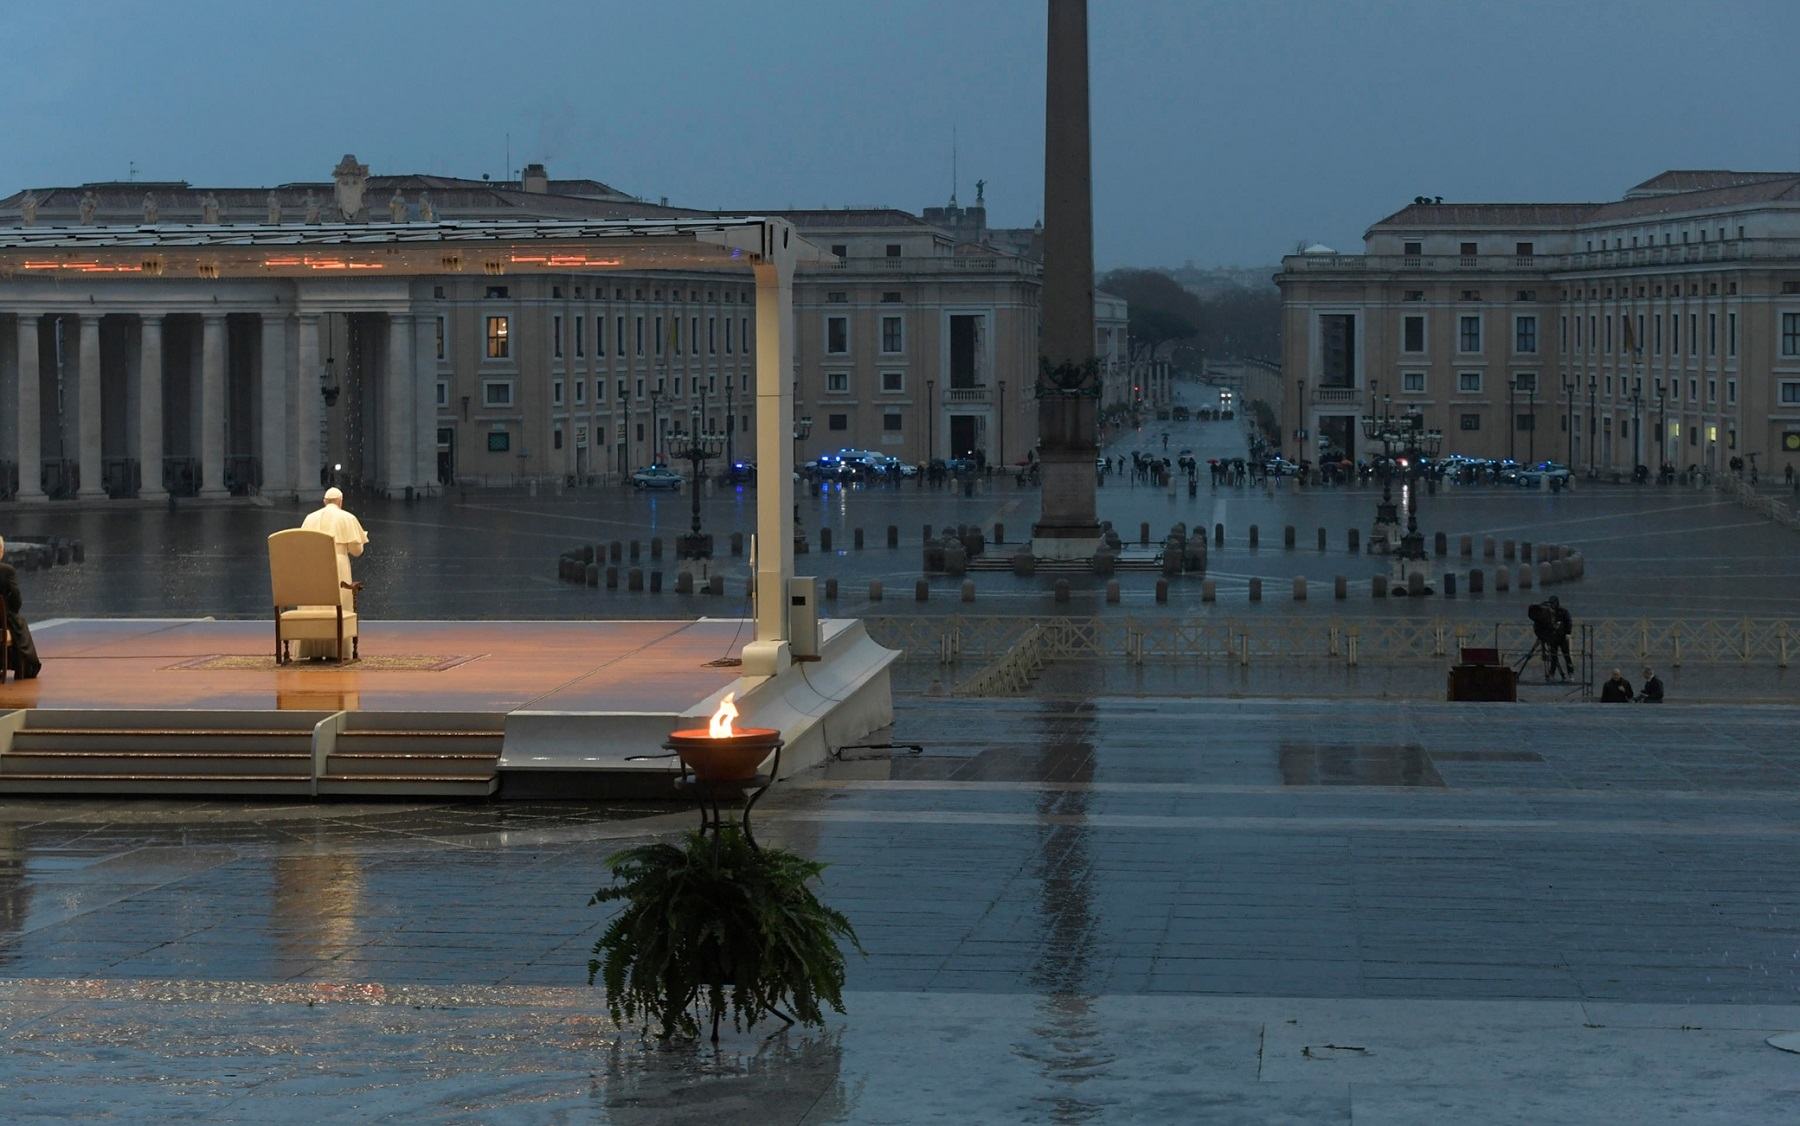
[1508,377,1517,462]
[724,381,735,469]
[925,379,935,466]
[649,390,663,468]
[1295,378,1306,462]
[1527,378,1537,463]
[1654,379,1667,476]
[792,414,813,553]
[669,408,726,564]
[1360,402,1443,584]
[1630,379,1642,475]
[1562,373,1574,469]
[997,379,1006,470]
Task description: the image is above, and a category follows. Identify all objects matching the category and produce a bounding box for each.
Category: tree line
[1098,267,1280,373]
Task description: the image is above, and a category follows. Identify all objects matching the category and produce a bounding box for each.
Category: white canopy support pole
[742,236,797,676]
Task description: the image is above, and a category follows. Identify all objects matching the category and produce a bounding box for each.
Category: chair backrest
[268,529,342,608]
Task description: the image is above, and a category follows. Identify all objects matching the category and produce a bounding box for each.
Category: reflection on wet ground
[1276,742,1445,786]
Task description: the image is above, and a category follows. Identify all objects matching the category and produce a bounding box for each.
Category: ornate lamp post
[1629,378,1642,474]
[1587,375,1598,477]
[1562,373,1574,468]
[1360,402,1442,583]
[669,408,726,563]
[1654,378,1667,475]
[792,414,813,552]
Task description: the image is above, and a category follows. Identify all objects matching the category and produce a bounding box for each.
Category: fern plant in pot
[588,824,862,1041]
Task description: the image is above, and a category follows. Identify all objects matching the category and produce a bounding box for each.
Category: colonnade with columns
[0,284,437,502]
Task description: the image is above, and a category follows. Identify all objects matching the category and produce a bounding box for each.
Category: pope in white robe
[297,487,368,657]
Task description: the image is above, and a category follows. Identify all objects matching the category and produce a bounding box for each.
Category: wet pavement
[4,696,1800,1121]
[7,380,1800,623]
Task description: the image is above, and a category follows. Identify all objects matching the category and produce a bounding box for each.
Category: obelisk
[1031,0,1103,558]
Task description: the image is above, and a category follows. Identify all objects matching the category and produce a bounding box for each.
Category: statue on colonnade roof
[332,154,369,222]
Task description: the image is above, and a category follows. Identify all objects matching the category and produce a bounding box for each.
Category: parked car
[630,466,685,490]
[720,460,756,484]
[1515,461,1572,488]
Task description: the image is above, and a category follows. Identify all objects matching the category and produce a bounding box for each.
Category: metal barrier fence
[1718,475,1800,531]
[867,615,1797,671]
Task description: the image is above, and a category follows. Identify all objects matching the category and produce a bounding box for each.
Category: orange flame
[708,692,738,738]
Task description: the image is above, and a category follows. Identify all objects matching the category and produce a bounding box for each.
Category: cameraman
[1527,596,1573,681]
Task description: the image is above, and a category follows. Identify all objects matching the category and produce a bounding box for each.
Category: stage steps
[0,710,503,798]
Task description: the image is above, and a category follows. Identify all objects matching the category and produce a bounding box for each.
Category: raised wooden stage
[0,617,898,799]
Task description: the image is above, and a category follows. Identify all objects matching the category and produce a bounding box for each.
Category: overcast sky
[4,0,1796,269]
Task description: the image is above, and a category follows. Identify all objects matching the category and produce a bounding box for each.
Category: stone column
[747,258,796,669]
[384,312,414,496]
[295,314,322,494]
[76,313,105,497]
[198,313,228,496]
[259,314,289,497]
[1031,0,1102,556]
[137,314,166,499]
[413,314,438,492]
[13,315,44,501]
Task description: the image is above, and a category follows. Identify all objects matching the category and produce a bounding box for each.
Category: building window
[1727,378,1736,405]
[654,316,664,354]
[635,316,644,356]
[1672,315,1680,355]
[1458,315,1481,353]
[1515,414,1535,432]
[435,315,446,360]
[1458,371,1482,393]
[828,413,849,430]
[690,318,698,355]
[826,372,849,392]
[553,315,564,357]
[1654,313,1662,355]
[885,244,901,258]
[1605,315,1612,354]
[881,371,904,393]
[1404,290,1425,301]
[485,286,509,299]
[1516,242,1534,258]
[574,379,585,404]
[1780,381,1800,405]
[615,316,624,356]
[1459,413,1481,431]
[742,317,751,352]
[486,431,510,452]
[708,316,717,354]
[553,429,563,450]
[1560,315,1568,351]
[1402,371,1425,392]
[1707,378,1717,403]
[1318,314,1356,387]
[725,319,734,354]
[826,316,849,354]
[1514,372,1537,392]
[1402,315,1425,353]
[881,316,903,354]
[485,316,510,358]
[1689,312,1698,355]
[883,412,903,431]
[1708,312,1717,356]
[435,380,449,408]
[482,380,513,407]
[1514,315,1537,354]
[1728,312,1737,357]
[827,291,848,303]
[552,379,564,405]
[575,316,585,357]
[882,291,903,303]
[1403,240,1422,257]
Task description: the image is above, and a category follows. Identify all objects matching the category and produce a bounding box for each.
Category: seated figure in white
[297,487,368,658]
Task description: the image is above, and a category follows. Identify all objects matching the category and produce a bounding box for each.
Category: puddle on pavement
[1277,742,1445,787]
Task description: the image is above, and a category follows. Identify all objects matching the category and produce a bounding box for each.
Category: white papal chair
[268,529,358,663]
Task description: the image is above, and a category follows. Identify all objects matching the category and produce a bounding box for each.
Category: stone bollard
[825,578,838,600]
[1161,550,1181,578]
[944,544,966,576]
[1249,578,1262,602]
[888,525,899,548]
[1055,579,1070,603]
[628,568,644,591]
[853,528,864,550]
[1214,523,1224,546]
[1293,576,1306,601]
[650,537,663,561]
[1202,579,1216,602]
[1495,567,1510,592]
[1483,537,1495,559]
[962,580,976,603]
[1318,527,1328,552]
[1335,576,1347,599]
[1348,529,1360,553]
[796,532,809,555]
[1538,561,1553,587]
[994,522,1005,544]
[606,566,619,589]
[1459,534,1473,558]
[676,571,694,595]
[585,563,599,587]
[71,540,84,563]
[630,540,642,562]
[1093,551,1117,577]
[1284,525,1296,549]
[1468,568,1484,593]
[1372,574,1388,597]
[1408,572,1425,597]
[820,527,833,552]
[707,576,723,596]
[1156,579,1170,604]
[1502,539,1515,560]
[870,579,883,601]
[915,580,929,602]
[56,545,70,565]
[1550,560,1566,583]
[650,571,663,593]
[582,545,596,565]
[1442,573,1456,597]
[1013,552,1035,577]
[1517,564,1532,590]
[1140,522,1151,546]
[1106,580,1120,604]
[1518,541,1531,563]
[610,541,623,563]
[1249,525,1259,548]
[1434,532,1447,557]
[731,532,744,556]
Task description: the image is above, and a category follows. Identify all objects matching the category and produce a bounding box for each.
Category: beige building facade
[1278,170,1800,477]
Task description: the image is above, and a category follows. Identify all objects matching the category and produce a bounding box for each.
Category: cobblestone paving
[4,696,1800,1121]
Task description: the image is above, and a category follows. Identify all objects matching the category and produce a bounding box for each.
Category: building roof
[769,209,933,229]
[1624,170,1798,197]
[1587,175,1800,221]
[1369,202,1602,232]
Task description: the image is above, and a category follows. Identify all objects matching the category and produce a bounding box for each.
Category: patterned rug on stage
[165,654,483,672]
